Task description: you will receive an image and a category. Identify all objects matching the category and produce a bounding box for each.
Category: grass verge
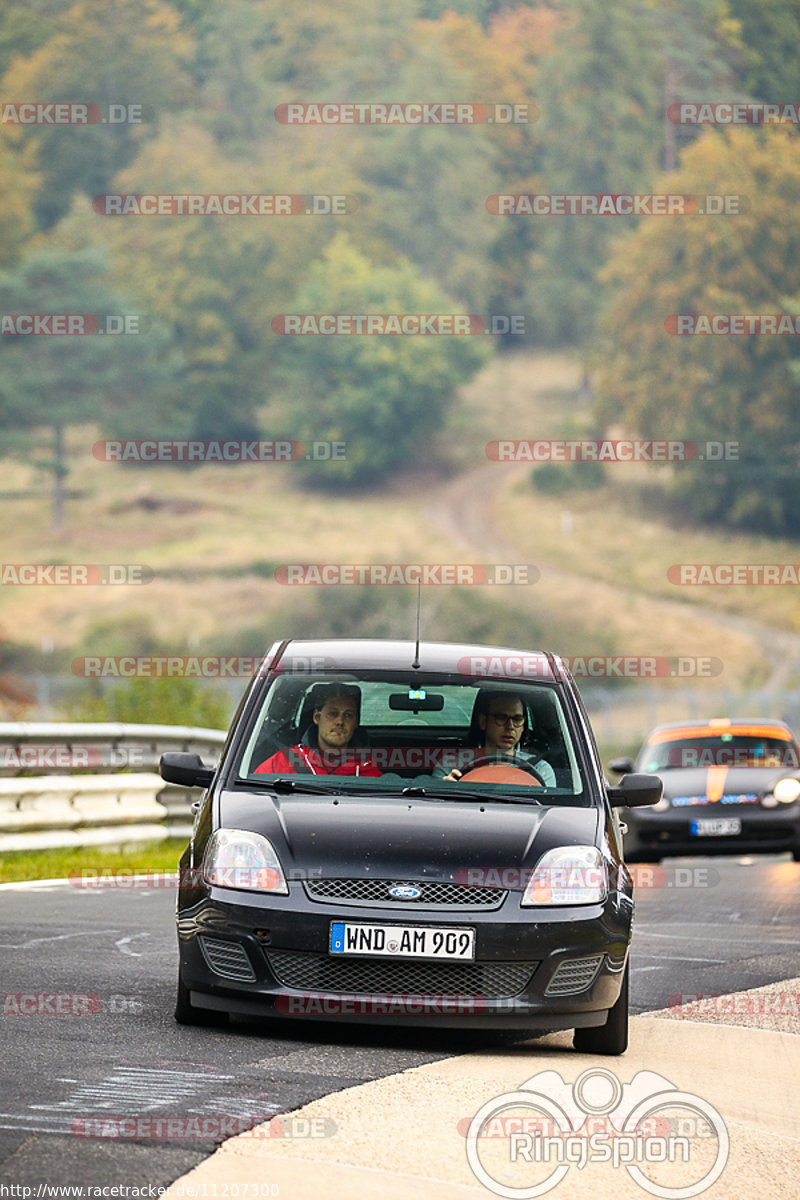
[0,838,187,884]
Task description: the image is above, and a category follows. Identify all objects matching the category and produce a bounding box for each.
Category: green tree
[0,0,194,228]
[593,127,800,535]
[727,0,800,101]
[273,235,491,485]
[530,0,742,344]
[69,675,231,728]
[0,246,182,529]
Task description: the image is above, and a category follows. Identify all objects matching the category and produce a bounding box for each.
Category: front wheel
[573,961,629,1055]
[175,969,228,1027]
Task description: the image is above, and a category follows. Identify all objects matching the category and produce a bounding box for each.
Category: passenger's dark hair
[467,688,528,746]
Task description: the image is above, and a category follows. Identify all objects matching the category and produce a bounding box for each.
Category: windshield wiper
[400,785,541,805]
[241,776,335,795]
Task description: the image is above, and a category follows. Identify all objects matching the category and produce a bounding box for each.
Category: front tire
[175,969,228,1027]
[573,962,629,1055]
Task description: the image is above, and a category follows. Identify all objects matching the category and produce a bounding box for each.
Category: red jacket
[255,743,381,777]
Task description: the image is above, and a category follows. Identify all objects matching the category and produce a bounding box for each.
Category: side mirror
[607,772,662,809]
[608,756,635,775]
[160,752,214,789]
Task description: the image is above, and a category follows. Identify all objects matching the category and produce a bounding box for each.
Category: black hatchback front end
[162,639,661,1052]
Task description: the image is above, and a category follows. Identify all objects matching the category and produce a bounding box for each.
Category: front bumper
[176,882,633,1029]
[623,803,800,858]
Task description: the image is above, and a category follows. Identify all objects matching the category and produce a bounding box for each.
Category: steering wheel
[458,754,545,786]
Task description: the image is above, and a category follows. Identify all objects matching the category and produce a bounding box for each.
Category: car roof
[263,638,561,682]
[644,718,796,742]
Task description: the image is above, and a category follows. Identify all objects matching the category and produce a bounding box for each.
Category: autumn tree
[594,127,800,535]
[272,235,491,485]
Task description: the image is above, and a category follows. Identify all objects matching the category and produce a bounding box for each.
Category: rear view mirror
[607,772,662,808]
[389,692,445,712]
[608,756,635,775]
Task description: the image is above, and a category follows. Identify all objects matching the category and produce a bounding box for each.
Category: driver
[254,684,381,777]
[444,690,556,785]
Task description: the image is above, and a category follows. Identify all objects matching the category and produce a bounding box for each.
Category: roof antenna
[412,580,421,669]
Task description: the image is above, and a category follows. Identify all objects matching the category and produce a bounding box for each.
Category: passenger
[255,684,381,777]
[444,690,556,785]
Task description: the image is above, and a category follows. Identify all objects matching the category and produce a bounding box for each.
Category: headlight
[521,845,607,906]
[772,778,800,804]
[202,829,289,893]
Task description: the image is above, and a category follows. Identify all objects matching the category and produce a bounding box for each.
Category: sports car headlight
[772,777,800,804]
[203,830,289,893]
[521,846,607,906]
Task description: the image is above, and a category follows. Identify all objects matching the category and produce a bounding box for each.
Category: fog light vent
[199,936,256,982]
[545,954,604,996]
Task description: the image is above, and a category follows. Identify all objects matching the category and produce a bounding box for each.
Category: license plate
[330,922,475,960]
[690,818,742,836]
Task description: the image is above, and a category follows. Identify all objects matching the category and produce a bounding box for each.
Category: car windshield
[640,729,800,771]
[234,670,588,804]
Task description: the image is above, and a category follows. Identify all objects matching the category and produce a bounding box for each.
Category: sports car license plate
[330,922,475,960]
[690,818,742,836]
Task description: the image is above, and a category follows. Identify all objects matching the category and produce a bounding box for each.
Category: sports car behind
[610,718,800,861]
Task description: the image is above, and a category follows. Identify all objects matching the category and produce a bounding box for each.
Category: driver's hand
[442,769,462,782]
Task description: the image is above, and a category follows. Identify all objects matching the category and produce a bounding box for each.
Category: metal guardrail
[0,723,227,852]
[0,722,226,775]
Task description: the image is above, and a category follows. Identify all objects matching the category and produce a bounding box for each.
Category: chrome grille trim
[303,877,506,910]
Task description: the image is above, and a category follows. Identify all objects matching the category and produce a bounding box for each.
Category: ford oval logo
[389,884,422,900]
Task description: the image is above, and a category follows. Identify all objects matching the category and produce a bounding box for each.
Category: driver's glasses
[489,713,524,728]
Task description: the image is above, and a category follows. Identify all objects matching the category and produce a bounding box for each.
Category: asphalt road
[1,853,798,1189]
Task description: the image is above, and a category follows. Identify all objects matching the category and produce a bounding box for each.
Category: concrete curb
[163,979,800,1200]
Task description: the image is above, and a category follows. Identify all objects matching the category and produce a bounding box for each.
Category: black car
[160,639,661,1054]
[610,718,800,862]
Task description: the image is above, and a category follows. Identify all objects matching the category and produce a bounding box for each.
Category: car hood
[655,765,795,803]
[218,789,601,879]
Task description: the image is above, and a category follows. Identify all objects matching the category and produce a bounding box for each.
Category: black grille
[199,936,256,982]
[303,877,506,910]
[266,950,536,998]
